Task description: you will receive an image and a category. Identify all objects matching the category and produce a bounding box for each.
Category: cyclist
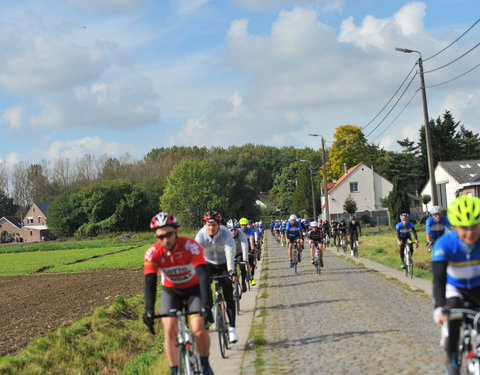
[426,205,451,252]
[308,221,324,267]
[247,220,261,259]
[348,217,362,254]
[322,220,331,246]
[143,212,214,375]
[395,213,419,269]
[432,196,480,375]
[227,219,249,293]
[195,211,238,344]
[239,217,257,286]
[338,219,348,249]
[286,214,303,267]
[331,219,339,247]
[280,220,287,247]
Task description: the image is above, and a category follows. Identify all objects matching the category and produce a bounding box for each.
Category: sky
[1,0,480,166]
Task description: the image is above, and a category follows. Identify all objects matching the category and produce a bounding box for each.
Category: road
[237,233,445,374]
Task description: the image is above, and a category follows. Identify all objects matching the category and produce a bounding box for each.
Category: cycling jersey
[432,231,480,292]
[395,221,417,241]
[232,230,248,260]
[240,226,255,249]
[308,229,323,242]
[195,225,235,271]
[426,216,451,240]
[144,237,206,289]
[285,220,302,238]
[348,221,361,235]
[338,222,348,234]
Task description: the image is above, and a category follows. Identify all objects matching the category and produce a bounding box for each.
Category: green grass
[356,224,433,280]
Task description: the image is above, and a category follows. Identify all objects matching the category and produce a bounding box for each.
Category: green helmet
[447,196,480,226]
[239,218,248,225]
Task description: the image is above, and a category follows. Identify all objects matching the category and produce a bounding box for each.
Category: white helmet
[289,214,298,221]
[430,206,441,215]
[310,221,318,227]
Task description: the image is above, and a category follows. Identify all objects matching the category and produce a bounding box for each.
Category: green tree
[47,195,85,237]
[0,193,19,217]
[343,195,357,216]
[327,125,369,181]
[387,176,410,226]
[160,160,232,228]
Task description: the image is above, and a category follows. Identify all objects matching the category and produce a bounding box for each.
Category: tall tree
[0,193,19,217]
[386,176,410,226]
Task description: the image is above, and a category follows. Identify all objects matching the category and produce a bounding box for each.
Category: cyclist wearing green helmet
[432,195,480,375]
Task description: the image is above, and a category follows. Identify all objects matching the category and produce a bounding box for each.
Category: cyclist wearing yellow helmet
[432,195,480,375]
[239,218,257,286]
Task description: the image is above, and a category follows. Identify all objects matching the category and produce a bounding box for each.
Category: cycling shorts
[160,285,202,316]
[287,235,301,243]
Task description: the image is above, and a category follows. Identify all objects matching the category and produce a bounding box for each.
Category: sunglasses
[229,228,237,232]
[156,230,177,240]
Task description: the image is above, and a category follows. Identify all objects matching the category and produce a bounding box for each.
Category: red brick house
[18,202,53,242]
[0,216,23,241]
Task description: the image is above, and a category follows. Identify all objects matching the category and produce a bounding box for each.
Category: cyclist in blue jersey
[432,196,480,375]
[395,213,418,269]
[426,205,451,252]
[286,214,303,267]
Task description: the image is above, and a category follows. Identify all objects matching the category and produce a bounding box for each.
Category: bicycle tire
[188,339,201,375]
[178,344,192,375]
[246,266,251,291]
[221,300,230,350]
[404,250,409,277]
[216,303,226,358]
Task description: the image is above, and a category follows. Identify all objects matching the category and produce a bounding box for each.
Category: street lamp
[300,160,317,219]
[395,47,438,206]
[308,134,329,220]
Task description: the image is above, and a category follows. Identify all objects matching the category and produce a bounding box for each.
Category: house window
[30,231,33,236]
[350,182,359,193]
[38,216,42,224]
[436,183,448,208]
[27,217,34,224]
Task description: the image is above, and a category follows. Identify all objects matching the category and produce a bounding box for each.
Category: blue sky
[1,0,480,166]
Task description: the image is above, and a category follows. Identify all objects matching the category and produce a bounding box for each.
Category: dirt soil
[0,269,144,357]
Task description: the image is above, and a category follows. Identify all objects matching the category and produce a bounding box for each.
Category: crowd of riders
[143,210,264,375]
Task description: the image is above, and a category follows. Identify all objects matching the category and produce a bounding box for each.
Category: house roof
[328,162,364,194]
[438,160,480,184]
[34,202,53,216]
[0,216,22,228]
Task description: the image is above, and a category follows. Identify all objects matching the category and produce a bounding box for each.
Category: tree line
[0,110,479,234]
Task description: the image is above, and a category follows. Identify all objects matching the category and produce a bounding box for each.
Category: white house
[324,162,393,220]
[420,160,480,212]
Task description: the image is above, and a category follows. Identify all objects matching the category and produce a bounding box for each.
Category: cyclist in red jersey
[143,212,214,375]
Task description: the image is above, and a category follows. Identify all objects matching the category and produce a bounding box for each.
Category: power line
[362,62,417,131]
[424,17,480,62]
[426,62,480,88]
[370,89,419,143]
[424,42,480,74]
[364,71,418,138]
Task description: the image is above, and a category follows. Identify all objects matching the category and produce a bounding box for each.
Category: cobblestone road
[242,233,445,374]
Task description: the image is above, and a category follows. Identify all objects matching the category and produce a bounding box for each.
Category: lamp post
[300,160,317,219]
[308,133,329,220]
[395,47,438,206]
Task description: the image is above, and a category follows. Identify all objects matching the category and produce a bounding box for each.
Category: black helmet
[203,210,222,223]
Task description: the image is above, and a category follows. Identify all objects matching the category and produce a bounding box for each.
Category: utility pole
[300,160,317,219]
[308,133,330,221]
[395,47,438,206]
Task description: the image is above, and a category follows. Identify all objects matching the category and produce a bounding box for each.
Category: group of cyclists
[142,210,264,375]
[141,192,480,375]
[271,215,362,268]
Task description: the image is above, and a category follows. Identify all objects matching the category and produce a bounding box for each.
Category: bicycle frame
[211,274,231,358]
[404,240,415,278]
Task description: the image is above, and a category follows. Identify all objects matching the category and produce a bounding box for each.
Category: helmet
[239,217,248,225]
[310,221,318,227]
[150,212,178,230]
[247,219,254,225]
[203,210,222,223]
[448,196,480,227]
[400,213,409,221]
[351,216,356,221]
[227,219,239,230]
[430,206,441,215]
[340,219,345,223]
[289,214,298,221]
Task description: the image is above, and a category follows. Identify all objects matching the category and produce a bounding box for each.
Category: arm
[411,227,418,241]
[143,272,157,333]
[432,261,448,308]
[194,264,210,310]
[241,235,248,261]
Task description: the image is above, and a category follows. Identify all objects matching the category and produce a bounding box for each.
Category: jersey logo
[145,246,156,262]
[434,247,445,258]
[185,240,200,255]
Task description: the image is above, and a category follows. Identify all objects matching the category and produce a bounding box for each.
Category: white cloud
[440,90,480,131]
[231,0,342,12]
[40,136,132,161]
[171,0,210,15]
[0,105,23,132]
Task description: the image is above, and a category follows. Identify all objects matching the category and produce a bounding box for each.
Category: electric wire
[426,62,480,88]
[424,42,480,74]
[424,17,480,62]
[362,62,417,131]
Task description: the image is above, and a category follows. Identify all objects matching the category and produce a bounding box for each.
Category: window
[436,183,448,208]
[350,182,359,193]
[27,217,34,224]
[38,216,42,224]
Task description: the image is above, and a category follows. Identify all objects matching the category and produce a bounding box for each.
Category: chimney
[344,163,347,175]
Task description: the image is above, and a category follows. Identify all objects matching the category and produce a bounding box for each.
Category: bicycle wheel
[178,344,192,375]
[404,250,409,277]
[216,303,227,358]
[188,339,201,375]
[246,267,251,291]
[315,250,321,275]
[408,249,414,278]
[293,247,298,274]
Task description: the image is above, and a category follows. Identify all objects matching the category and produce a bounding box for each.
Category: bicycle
[333,231,340,252]
[211,274,230,358]
[441,307,480,374]
[340,233,348,254]
[404,239,417,278]
[244,260,252,291]
[313,241,322,275]
[156,309,201,375]
[292,240,299,274]
[233,260,241,316]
